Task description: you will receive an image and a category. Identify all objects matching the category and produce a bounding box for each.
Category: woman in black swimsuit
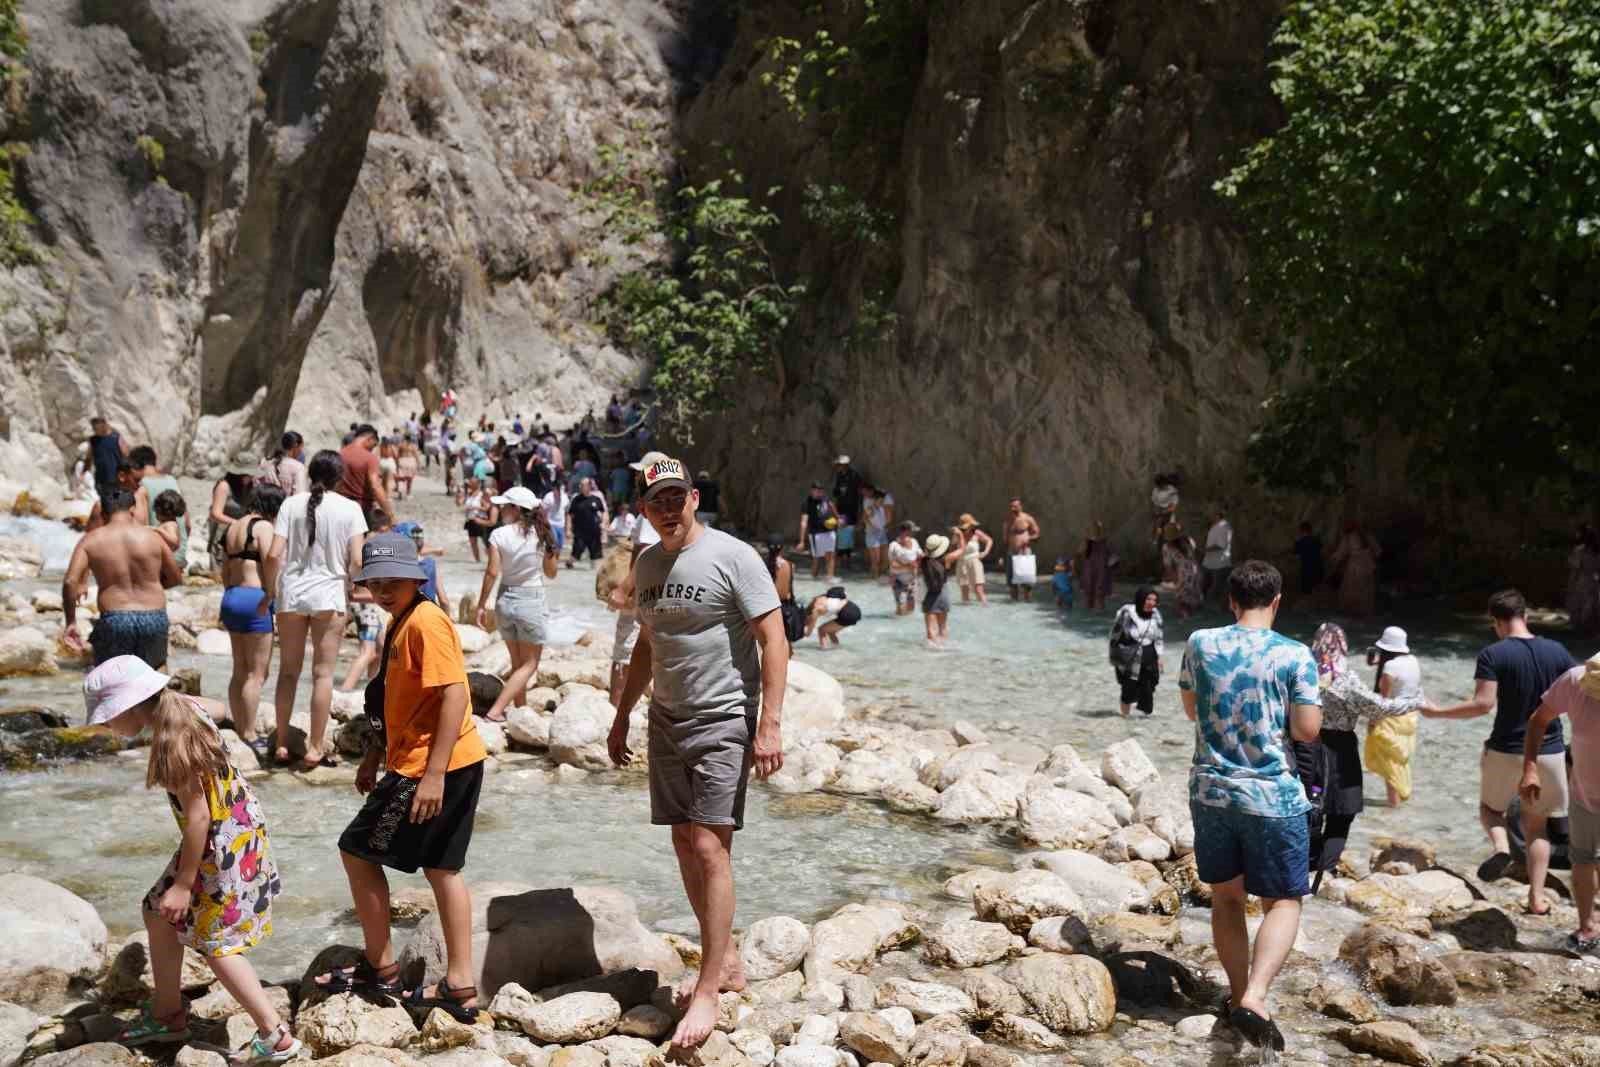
[219,484,284,759]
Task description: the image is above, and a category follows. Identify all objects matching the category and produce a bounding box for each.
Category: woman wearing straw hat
[1364,625,1425,806]
[920,531,965,648]
[955,514,993,605]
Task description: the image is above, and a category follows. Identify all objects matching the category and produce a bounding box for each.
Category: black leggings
[570,524,603,562]
[1116,645,1160,714]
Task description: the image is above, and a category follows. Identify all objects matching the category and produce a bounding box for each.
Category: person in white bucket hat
[1365,625,1425,806]
[82,657,299,1062]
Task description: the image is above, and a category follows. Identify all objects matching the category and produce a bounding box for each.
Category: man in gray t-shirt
[609,455,789,1051]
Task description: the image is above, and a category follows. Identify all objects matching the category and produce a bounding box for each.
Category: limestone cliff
[0,0,679,494]
[678,0,1283,553]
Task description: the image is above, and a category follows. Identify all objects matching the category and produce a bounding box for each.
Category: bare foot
[671,992,718,1050]
[673,959,746,1007]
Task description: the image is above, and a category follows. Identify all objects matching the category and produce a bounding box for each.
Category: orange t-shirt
[383,599,486,777]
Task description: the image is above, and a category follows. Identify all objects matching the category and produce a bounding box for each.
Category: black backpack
[1291,738,1338,889]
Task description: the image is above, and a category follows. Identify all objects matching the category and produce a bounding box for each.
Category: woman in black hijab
[1109,585,1164,716]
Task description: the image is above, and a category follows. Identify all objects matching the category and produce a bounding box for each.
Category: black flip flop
[1229,1007,1285,1051]
[1476,851,1513,882]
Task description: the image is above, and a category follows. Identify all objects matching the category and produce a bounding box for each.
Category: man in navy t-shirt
[1424,589,1575,914]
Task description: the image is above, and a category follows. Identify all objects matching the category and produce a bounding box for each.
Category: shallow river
[0,476,1588,1005]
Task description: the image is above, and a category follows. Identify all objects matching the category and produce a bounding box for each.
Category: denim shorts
[497,584,549,645]
[1191,802,1310,899]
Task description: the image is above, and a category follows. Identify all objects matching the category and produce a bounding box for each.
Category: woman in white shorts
[264,451,368,768]
[476,487,559,721]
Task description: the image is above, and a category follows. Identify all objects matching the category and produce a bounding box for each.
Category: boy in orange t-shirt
[310,532,487,1023]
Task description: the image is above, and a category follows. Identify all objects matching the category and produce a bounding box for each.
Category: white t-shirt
[490,523,550,589]
[610,513,638,540]
[1381,655,1423,701]
[273,491,367,614]
[635,516,660,547]
[542,490,570,529]
[889,540,923,572]
[1203,520,1233,569]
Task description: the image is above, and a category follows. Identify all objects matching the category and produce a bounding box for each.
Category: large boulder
[839,1012,909,1066]
[1023,852,1151,915]
[0,875,107,1009]
[455,625,496,654]
[0,627,57,678]
[740,917,812,981]
[400,885,682,999]
[1097,824,1173,864]
[295,993,418,1056]
[1052,770,1134,826]
[487,986,620,1043]
[548,691,619,771]
[1,1001,38,1067]
[922,920,1015,969]
[784,661,846,740]
[1132,779,1194,855]
[1002,954,1116,1034]
[934,772,1026,824]
[1017,779,1119,849]
[1334,1021,1434,1067]
[972,870,1085,934]
[504,706,552,750]
[1338,923,1459,1007]
[1347,871,1474,920]
[875,978,976,1022]
[804,903,919,985]
[1099,740,1160,794]
[99,931,215,1005]
[28,1046,145,1066]
[195,628,233,657]
[0,538,44,581]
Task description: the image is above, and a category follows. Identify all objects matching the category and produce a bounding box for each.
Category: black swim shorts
[337,761,484,873]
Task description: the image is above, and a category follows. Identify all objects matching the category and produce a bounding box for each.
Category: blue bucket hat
[355,531,427,583]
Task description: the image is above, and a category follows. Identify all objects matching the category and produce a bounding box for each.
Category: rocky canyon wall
[0,0,682,492]
[677,0,1286,559]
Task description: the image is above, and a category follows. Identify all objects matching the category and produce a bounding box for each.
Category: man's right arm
[1289,702,1322,742]
[608,626,653,766]
[1423,679,1496,719]
[61,540,90,636]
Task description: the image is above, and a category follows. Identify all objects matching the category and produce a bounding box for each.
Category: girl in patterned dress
[84,656,300,1064]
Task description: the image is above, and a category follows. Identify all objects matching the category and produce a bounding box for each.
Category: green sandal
[119,1003,192,1046]
[230,1022,304,1064]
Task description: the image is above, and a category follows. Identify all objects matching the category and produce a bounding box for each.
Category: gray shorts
[648,707,754,830]
[1571,799,1600,867]
[497,585,549,645]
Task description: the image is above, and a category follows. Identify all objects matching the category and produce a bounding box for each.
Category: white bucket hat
[83,655,170,725]
[1374,626,1409,654]
[491,486,541,511]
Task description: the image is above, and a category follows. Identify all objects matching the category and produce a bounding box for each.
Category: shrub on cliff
[1219,0,1600,501]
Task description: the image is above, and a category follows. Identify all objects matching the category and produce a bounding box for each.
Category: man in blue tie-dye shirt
[1178,560,1321,1050]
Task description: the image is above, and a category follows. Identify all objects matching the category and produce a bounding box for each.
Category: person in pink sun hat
[83,656,299,1064]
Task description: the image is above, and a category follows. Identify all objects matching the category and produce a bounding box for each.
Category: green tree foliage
[0,0,36,267]
[585,142,806,435]
[1218,0,1600,499]
[758,0,928,162]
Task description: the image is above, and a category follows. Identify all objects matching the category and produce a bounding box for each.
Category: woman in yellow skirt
[1365,626,1423,805]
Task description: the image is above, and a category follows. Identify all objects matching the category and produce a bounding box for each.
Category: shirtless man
[1002,497,1042,602]
[62,488,182,669]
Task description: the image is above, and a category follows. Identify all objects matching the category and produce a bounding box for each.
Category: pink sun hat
[83,655,170,725]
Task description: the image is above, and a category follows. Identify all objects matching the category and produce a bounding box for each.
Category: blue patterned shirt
[1179,624,1320,818]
